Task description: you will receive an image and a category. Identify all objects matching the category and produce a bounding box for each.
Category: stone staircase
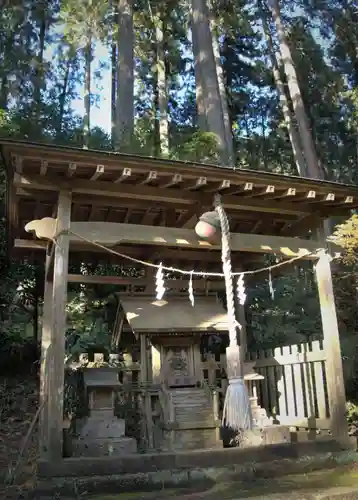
[164,387,221,451]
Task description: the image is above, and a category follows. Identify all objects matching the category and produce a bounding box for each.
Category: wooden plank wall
[202,340,330,430]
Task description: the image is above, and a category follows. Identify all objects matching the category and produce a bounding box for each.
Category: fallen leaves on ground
[0,375,39,498]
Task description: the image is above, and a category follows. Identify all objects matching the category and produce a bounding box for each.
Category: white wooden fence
[202,340,330,430]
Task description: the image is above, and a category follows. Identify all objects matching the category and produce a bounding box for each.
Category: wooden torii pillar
[39,190,71,461]
[314,250,348,444]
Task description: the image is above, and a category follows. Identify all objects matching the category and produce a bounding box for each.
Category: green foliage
[171,131,220,163]
[246,265,321,349]
[65,290,117,357]
[330,214,358,265]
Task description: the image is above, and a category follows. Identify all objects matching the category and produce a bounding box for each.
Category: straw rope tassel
[214,194,252,431]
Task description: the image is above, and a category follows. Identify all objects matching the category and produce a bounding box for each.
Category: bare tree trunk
[268,0,324,179]
[111,44,117,146]
[32,0,47,138]
[155,15,169,156]
[191,17,208,131]
[109,0,117,147]
[209,9,234,166]
[261,9,307,176]
[153,64,160,157]
[115,0,134,150]
[83,32,92,149]
[57,57,71,137]
[191,0,229,165]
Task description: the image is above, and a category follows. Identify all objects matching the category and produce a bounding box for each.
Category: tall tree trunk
[268,0,324,179]
[191,0,229,165]
[111,44,117,146]
[109,0,117,147]
[155,14,169,157]
[153,64,160,157]
[209,10,235,166]
[57,57,71,137]
[33,0,47,134]
[115,0,134,151]
[83,32,92,149]
[191,18,207,131]
[261,8,307,176]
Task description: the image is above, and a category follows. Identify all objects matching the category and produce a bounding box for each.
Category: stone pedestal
[73,364,137,457]
[239,425,290,448]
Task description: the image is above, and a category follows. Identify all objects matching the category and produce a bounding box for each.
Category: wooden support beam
[140,171,157,185]
[225,182,254,196]
[90,165,105,181]
[184,176,207,190]
[14,173,315,216]
[177,206,201,228]
[24,218,328,257]
[13,155,23,173]
[206,179,231,193]
[48,190,71,460]
[141,208,156,225]
[113,167,131,183]
[314,250,348,443]
[292,190,316,202]
[40,160,48,176]
[66,162,77,178]
[161,173,182,188]
[13,238,227,262]
[308,193,335,204]
[280,213,322,236]
[123,209,132,223]
[272,188,296,200]
[165,208,177,226]
[251,185,275,197]
[88,205,102,221]
[67,274,223,289]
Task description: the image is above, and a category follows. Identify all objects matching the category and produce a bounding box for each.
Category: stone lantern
[73,354,137,457]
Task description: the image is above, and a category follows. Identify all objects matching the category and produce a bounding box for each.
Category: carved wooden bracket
[25,217,57,241]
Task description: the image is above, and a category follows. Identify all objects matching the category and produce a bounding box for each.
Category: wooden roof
[1,139,357,266]
[119,296,228,333]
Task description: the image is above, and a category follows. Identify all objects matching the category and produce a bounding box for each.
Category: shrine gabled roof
[2,138,358,194]
[1,139,358,261]
[119,295,228,334]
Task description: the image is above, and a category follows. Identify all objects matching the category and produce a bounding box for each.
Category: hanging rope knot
[213,193,236,345]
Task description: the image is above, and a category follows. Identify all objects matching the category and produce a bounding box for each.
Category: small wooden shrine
[2,139,358,478]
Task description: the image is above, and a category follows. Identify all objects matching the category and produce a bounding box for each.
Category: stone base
[73,415,137,457]
[77,415,126,440]
[239,425,290,448]
[73,436,137,457]
[162,428,221,452]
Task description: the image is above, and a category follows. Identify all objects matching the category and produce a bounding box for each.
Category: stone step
[175,407,212,414]
[173,404,210,410]
[72,436,137,457]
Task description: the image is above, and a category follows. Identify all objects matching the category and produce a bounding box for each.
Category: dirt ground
[0,375,39,498]
[87,467,358,499]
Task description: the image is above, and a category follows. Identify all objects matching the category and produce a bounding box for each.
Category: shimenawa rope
[214,193,252,431]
